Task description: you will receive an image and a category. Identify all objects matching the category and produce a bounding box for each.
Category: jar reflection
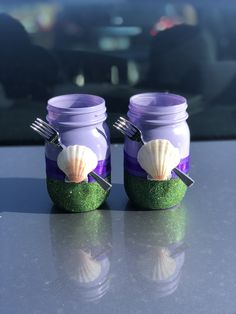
[124,204,187,298]
[50,210,112,303]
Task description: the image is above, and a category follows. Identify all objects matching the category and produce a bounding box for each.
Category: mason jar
[124,92,190,209]
[45,94,111,212]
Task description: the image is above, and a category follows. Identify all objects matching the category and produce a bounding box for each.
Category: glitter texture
[124,204,186,246]
[50,210,112,248]
[47,177,110,212]
[124,171,187,210]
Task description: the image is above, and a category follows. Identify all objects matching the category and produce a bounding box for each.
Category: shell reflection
[139,247,176,282]
[125,203,187,298]
[50,209,112,302]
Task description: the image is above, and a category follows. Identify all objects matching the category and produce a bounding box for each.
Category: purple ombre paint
[124,92,190,176]
[45,94,111,182]
[123,92,190,209]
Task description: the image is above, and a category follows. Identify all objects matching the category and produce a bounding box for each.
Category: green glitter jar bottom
[47,177,110,212]
[124,171,187,209]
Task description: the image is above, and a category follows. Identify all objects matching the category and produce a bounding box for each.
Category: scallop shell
[75,249,102,283]
[152,247,176,281]
[57,145,98,183]
[137,139,180,181]
[140,247,176,282]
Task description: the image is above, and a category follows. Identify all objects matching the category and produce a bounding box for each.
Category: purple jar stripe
[46,158,65,180]
[176,156,190,173]
[124,151,189,178]
[124,152,146,178]
[46,156,111,183]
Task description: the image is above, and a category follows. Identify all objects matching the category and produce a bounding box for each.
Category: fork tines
[119,116,138,130]
[113,119,136,138]
[114,117,137,133]
[36,118,57,133]
[30,118,56,141]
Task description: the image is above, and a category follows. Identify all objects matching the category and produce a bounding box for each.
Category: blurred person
[0,13,59,101]
[145,3,216,95]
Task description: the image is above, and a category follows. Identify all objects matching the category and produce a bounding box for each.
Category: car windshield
[0,0,235,144]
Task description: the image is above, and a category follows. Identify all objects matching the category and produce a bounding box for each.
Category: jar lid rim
[130,92,186,108]
[48,94,105,112]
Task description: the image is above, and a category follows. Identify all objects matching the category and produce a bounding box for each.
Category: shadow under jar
[45,94,111,212]
[124,92,190,209]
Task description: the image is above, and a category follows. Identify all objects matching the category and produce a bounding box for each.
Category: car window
[0,1,236,144]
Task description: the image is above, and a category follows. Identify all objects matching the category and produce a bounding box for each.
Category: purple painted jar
[45,94,111,212]
[124,92,190,209]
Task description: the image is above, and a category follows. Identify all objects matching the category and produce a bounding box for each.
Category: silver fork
[113,116,194,187]
[30,118,112,192]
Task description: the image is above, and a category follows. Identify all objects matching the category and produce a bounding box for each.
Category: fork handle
[172,167,194,187]
[89,171,112,192]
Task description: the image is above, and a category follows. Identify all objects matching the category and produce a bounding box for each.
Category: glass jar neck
[128,92,188,126]
[46,94,107,128]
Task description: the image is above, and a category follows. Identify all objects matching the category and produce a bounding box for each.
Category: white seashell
[140,247,176,282]
[75,249,102,283]
[152,247,176,281]
[137,139,180,181]
[57,145,98,183]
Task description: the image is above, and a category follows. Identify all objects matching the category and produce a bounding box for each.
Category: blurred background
[0,0,236,144]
